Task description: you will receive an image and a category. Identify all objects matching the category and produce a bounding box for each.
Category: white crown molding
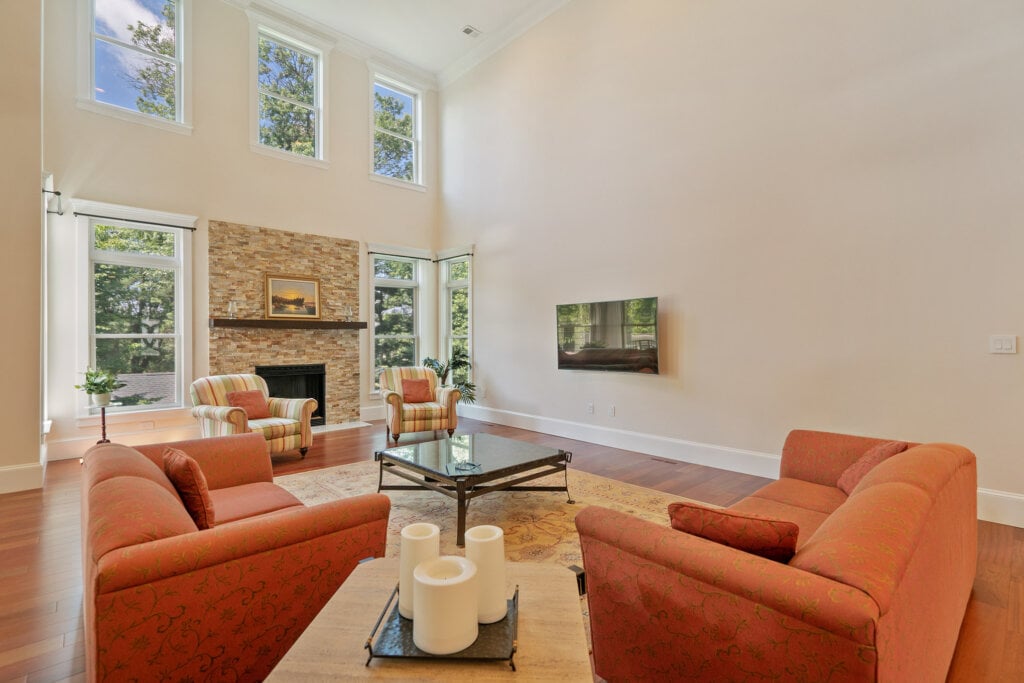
[439,0,572,88]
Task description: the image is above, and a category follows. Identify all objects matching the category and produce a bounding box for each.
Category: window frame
[75,200,195,416]
[370,254,423,391]
[247,12,330,167]
[369,72,424,190]
[76,0,192,134]
[441,255,472,377]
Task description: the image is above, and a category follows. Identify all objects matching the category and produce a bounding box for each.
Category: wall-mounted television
[556,297,659,374]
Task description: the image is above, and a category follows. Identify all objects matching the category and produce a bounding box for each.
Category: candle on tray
[412,556,479,655]
[398,522,440,619]
[465,525,508,623]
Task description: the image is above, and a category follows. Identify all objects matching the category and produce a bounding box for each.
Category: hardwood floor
[1,417,1020,681]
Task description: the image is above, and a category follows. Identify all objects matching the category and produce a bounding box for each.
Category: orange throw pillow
[401,378,433,403]
[668,501,799,563]
[226,389,271,419]
[163,447,215,529]
[836,440,909,495]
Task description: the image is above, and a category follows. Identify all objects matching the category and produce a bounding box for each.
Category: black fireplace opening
[255,363,326,426]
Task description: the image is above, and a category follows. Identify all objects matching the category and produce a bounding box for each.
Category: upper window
[373,78,421,185]
[257,29,322,159]
[89,0,183,123]
[372,256,419,388]
[86,214,191,412]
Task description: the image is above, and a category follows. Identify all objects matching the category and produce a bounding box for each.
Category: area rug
[276,460,687,567]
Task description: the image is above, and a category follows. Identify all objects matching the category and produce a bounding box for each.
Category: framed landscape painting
[266,275,321,319]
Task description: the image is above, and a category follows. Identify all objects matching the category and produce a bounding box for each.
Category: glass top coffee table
[374,433,574,546]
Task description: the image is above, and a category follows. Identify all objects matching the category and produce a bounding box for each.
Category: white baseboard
[0,462,45,493]
[361,404,386,422]
[460,405,1024,529]
[45,423,202,461]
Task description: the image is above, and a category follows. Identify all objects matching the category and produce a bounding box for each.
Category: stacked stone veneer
[208,220,361,423]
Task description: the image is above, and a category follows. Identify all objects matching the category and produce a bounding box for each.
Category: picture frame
[265,275,321,319]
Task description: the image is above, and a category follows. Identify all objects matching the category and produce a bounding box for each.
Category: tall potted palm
[422,347,476,404]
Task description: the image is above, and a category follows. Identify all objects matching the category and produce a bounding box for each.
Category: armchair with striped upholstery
[379,367,461,443]
[189,374,316,457]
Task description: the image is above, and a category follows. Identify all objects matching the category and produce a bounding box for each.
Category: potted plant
[422,347,477,404]
[75,367,126,407]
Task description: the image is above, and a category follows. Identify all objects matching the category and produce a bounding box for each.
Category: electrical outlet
[608,405,616,417]
[586,401,595,415]
[989,335,1017,354]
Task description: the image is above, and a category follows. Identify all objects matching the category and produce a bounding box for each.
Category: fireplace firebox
[255,363,326,426]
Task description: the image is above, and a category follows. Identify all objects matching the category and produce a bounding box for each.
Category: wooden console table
[268,558,592,681]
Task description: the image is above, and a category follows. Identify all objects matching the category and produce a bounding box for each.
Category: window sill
[76,98,193,136]
[251,143,329,169]
[76,404,188,426]
[369,173,427,193]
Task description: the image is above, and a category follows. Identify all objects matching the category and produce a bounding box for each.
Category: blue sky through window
[374,84,413,126]
[93,0,176,115]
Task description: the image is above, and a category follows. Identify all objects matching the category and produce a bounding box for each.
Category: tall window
[257,29,322,158]
[87,217,190,410]
[373,77,420,184]
[89,0,183,122]
[373,256,418,386]
[444,257,471,382]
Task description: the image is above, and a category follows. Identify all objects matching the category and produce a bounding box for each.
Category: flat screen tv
[556,297,659,374]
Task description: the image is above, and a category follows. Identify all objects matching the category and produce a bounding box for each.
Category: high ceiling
[270,0,568,84]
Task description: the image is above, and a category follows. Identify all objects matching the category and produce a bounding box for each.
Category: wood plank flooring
[1,417,1020,681]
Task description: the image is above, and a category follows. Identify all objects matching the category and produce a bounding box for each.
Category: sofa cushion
[727,497,830,549]
[836,441,909,495]
[668,501,799,562]
[401,378,433,403]
[164,447,216,529]
[88,478,198,559]
[747,478,848,515]
[227,389,271,419]
[208,482,304,525]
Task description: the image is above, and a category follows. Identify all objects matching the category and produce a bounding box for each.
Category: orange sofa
[575,429,977,682]
[81,433,390,682]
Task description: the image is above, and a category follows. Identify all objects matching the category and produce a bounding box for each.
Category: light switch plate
[989,335,1017,354]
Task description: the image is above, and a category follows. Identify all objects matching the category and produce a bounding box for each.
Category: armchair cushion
[401,378,433,403]
[163,447,215,529]
[226,389,271,419]
[668,500,800,563]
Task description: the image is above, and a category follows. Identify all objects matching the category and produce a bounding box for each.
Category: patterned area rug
[276,460,684,566]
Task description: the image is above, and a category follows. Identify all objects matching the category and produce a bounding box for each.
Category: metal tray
[364,584,520,671]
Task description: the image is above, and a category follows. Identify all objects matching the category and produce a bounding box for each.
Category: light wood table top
[268,557,593,681]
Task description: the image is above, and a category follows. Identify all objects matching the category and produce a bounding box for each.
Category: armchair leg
[447,429,455,437]
[392,432,400,444]
[299,447,308,459]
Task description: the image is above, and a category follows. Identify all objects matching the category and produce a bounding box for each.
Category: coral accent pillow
[668,501,799,563]
[401,378,433,403]
[226,389,271,419]
[163,448,215,529]
[837,440,909,495]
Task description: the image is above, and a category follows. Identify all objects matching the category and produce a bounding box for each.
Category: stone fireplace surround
[207,221,361,423]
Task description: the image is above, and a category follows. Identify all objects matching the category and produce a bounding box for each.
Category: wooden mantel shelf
[209,318,367,330]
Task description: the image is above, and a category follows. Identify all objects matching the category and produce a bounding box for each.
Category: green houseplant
[422,347,477,404]
[75,367,126,407]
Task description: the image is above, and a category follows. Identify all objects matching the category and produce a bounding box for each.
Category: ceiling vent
[461,25,482,38]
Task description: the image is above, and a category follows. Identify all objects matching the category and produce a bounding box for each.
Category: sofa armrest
[268,396,317,421]
[575,505,879,680]
[135,433,273,488]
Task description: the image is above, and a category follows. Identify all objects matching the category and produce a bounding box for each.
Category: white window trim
[247,10,332,166]
[369,68,425,190]
[438,246,473,366]
[75,0,193,135]
[73,199,195,417]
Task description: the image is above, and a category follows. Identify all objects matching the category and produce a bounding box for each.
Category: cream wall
[0,0,44,493]
[439,0,1024,515]
[42,0,439,459]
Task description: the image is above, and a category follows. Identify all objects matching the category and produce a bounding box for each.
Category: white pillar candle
[465,524,508,623]
[398,522,440,619]
[412,556,479,655]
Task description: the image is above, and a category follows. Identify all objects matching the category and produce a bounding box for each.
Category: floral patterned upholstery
[378,366,461,443]
[81,433,391,682]
[189,374,316,457]
[575,430,977,682]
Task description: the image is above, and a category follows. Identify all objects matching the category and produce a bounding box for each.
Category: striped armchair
[379,367,461,443]
[189,374,316,457]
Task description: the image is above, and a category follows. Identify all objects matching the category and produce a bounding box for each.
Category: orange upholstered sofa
[575,429,977,682]
[81,433,390,682]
